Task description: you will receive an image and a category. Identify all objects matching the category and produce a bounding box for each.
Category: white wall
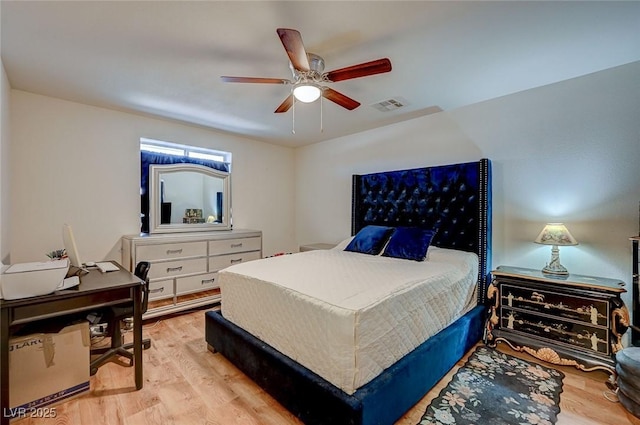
[296,62,640,307]
[9,91,296,263]
[0,59,10,264]
[6,61,640,309]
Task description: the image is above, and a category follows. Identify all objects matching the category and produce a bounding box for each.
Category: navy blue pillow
[382,227,436,261]
[344,225,395,255]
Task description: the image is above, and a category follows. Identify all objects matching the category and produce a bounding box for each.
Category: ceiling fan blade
[277,28,310,72]
[325,58,392,82]
[221,76,290,84]
[322,87,360,110]
[275,94,294,113]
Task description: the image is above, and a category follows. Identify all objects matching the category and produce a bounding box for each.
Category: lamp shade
[293,84,321,103]
[534,223,578,246]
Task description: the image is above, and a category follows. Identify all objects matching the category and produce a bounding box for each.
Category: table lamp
[534,223,578,275]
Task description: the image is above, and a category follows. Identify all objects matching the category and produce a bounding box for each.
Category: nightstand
[299,243,337,252]
[484,265,629,375]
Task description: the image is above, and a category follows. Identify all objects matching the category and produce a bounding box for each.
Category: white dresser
[122,229,262,318]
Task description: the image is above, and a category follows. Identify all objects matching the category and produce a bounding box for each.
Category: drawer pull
[167,266,183,273]
[166,248,183,255]
[230,242,243,248]
[230,258,243,264]
[201,278,216,285]
[149,287,165,294]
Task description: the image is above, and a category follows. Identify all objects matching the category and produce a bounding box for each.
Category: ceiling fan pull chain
[292,96,296,134]
[320,95,324,133]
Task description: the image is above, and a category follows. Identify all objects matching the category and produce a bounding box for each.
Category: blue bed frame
[205,158,492,425]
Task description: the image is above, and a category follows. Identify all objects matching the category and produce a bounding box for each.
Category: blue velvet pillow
[382,227,436,261]
[344,225,395,255]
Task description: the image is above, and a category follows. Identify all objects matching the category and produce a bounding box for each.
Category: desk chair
[90,261,151,375]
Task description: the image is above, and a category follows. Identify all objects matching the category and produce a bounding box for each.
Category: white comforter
[220,246,478,394]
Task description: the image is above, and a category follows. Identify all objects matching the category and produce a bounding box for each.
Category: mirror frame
[149,163,231,233]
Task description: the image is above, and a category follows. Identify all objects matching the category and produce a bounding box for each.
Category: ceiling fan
[221,28,392,114]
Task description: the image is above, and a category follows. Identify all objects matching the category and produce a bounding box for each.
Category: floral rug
[418,346,564,425]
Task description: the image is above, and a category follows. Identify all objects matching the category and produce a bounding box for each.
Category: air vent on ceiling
[370,97,408,112]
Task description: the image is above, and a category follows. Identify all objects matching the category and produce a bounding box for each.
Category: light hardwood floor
[13,307,640,425]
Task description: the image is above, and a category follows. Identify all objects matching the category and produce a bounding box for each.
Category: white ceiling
[2,1,639,147]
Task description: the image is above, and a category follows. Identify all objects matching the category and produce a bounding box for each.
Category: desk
[1,265,144,425]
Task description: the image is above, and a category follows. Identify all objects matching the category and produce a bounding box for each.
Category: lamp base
[541,264,569,276]
[542,244,570,275]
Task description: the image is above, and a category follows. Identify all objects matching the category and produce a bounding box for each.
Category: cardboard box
[8,322,90,417]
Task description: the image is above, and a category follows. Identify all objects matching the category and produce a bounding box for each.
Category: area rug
[418,346,564,425]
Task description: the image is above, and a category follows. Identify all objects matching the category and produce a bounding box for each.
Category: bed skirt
[204,305,485,425]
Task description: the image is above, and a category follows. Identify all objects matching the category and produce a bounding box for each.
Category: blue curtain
[140,151,230,233]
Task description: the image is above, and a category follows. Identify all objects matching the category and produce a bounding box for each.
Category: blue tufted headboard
[351,159,492,303]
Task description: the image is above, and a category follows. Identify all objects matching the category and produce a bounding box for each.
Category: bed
[205,158,492,425]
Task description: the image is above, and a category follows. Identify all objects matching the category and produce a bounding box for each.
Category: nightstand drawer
[502,308,610,355]
[501,283,609,327]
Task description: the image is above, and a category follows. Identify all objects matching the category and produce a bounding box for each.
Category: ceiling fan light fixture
[293,83,321,103]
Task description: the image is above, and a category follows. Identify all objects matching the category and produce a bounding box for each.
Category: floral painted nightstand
[484,265,629,376]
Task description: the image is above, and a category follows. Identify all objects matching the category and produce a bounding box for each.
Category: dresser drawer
[148,279,174,301]
[177,272,219,295]
[209,251,261,271]
[209,237,261,255]
[148,258,207,280]
[501,283,609,327]
[137,241,207,261]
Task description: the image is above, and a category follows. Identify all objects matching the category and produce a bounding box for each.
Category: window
[140,138,232,165]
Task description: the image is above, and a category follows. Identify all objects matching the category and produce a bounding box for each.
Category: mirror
[149,163,231,233]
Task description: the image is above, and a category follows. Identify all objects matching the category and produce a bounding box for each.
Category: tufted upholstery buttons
[352,162,481,253]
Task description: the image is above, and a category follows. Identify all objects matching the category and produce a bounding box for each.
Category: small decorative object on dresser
[122,229,262,318]
[484,265,629,377]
